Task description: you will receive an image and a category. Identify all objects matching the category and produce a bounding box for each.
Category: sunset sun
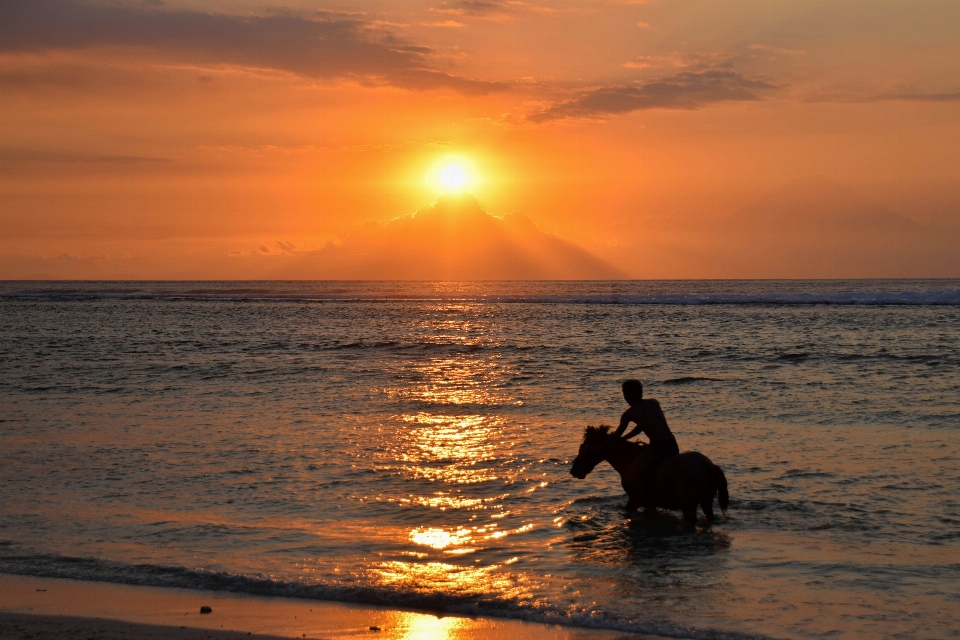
[440,163,467,190]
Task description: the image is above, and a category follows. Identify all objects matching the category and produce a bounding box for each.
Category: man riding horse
[605,379,680,508]
[571,379,728,522]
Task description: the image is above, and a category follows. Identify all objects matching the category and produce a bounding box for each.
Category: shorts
[650,440,680,462]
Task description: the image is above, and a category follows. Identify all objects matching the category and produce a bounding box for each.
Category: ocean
[1,280,958,639]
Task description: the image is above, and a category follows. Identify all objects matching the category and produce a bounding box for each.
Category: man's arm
[621,424,644,440]
[613,408,643,440]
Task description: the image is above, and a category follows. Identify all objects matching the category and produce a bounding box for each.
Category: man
[609,379,679,505]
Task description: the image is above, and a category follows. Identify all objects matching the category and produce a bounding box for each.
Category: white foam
[3,289,959,305]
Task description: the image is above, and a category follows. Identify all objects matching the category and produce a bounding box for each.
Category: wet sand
[0,574,641,639]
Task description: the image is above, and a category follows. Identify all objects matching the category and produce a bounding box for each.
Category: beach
[0,574,636,639]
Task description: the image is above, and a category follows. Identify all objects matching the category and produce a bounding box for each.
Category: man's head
[622,379,643,406]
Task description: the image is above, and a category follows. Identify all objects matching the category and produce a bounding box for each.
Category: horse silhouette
[570,426,728,523]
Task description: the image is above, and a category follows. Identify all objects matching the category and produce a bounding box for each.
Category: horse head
[570,425,613,479]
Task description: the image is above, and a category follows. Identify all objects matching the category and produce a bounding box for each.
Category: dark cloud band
[529,68,777,121]
[0,0,503,93]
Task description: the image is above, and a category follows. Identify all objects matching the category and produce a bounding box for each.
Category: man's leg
[626,447,657,509]
[641,445,673,508]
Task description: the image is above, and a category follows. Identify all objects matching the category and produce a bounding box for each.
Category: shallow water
[1,281,958,639]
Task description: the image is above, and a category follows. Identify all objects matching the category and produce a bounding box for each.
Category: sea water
[1,280,958,639]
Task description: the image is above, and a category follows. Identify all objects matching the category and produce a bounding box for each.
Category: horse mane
[583,425,611,437]
[583,425,645,454]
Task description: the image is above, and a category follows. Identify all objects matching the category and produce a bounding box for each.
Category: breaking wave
[2,283,959,305]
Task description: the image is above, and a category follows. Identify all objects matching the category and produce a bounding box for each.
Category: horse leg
[700,491,716,521]
[682,503,698,524]
[622,477,643,512]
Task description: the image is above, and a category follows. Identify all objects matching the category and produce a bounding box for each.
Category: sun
[426,157,480,193]
[440,164,467,190]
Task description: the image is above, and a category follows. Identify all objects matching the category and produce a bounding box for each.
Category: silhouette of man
[609,379,679,505]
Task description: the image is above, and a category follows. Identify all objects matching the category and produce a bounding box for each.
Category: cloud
[747,44,807,56]
[0,0,504,94]
[879,91,960,102]
[430,1,518,20]
[802,88,960,104]
[420,20,466,28]
[529,68,776,121]
[0,148,171,165]
[622,54,688,69]
[454,1,513,16]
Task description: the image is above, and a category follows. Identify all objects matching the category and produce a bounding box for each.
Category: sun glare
[440,164,467,190]
[425,156,481,193]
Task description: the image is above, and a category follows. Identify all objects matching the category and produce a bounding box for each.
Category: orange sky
[2,0,959,278]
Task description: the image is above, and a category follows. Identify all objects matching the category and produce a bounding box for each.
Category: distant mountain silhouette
[724,176,921,236]
[292,193,625,279]
[711,177,959,277]
[616,177,960,278]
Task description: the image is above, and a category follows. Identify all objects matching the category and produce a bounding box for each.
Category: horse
[570,425,729,523]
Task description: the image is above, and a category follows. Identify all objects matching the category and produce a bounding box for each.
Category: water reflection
[391,612,465,640]
[392,413,501,484]
[387,356,521,406]
[410,526,474,552]
[369,332,541,623]
[408,523,536,555]
[371,560,529,602]
[397,494,490,510]
[565,502,732,566]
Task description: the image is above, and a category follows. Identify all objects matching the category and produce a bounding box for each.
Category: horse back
[653,450,719,508]
[663,451,714,478]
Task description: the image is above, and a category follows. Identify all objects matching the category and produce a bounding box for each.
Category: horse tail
[713,465,729,513]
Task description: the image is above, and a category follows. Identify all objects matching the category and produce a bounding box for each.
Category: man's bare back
[609,380,680,503]
[614,398,674,446]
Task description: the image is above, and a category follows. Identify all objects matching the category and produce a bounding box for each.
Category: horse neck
[602,441,640,476]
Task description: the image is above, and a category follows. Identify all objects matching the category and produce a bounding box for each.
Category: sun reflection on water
[409,523,535,555]
[371,560,529,602]
[366,336,541,618]
[389,413,502,484]
[392,612,466,640]
[387,356,522,406]
[396,493,491,510]
[410,526,473,550]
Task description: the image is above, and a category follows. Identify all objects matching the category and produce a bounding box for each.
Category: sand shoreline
[0,611,294,640]
[0,574,642,639]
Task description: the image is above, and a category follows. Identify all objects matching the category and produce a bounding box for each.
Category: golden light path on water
[386,358,522,407]
[374,561,523,600]
[396,413,500,484]
[369,329,542,608]
[392,612,466,640]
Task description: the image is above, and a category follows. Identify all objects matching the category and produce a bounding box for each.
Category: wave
[0,553,771,640]
[662,376,724,385]
[3,287,960,306]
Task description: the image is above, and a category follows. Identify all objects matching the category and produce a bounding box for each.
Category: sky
[2,0,959,279]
